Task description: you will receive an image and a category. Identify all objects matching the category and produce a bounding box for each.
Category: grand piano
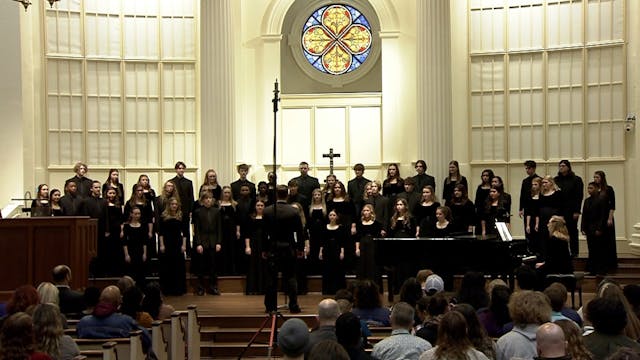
[374,235,529,290]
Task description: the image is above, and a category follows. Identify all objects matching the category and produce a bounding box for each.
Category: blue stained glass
[301,4,372,75]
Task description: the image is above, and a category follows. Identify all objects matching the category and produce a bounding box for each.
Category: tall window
[45,0,198,170]
[468,0,626,162]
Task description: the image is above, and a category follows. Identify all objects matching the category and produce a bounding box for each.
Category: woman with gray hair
[33,304,79,360]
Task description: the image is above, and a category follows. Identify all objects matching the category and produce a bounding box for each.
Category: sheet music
[495,222,513,241]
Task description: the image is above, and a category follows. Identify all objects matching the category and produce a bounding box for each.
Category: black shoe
[196,287,205,296]
[289,305,301,314]
[209,287,221,295]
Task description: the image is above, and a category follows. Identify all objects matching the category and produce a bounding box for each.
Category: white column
[626,0,640,255]
[200,0,236,185]
[416,0,452,186]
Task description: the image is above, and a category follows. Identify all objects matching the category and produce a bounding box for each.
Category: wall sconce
[13,0,59,12]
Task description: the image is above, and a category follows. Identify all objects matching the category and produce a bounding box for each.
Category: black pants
[194,247,218,289]
[264,249,298,312]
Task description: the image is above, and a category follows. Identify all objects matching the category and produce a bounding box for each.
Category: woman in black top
[536,215,573,275]
[319,210,347,294]
[524,177,542,257]
[538,176,562,257]
[123,206,148,287]
[474,169,494,235]
[30,184,51,217]
[102,169,125,205]
[414,185,440,231]
[442,160,468,206]
[448,184,475,234]
[382,163,404,198]
[421,206,454,238]
[594,170,617,271]
[355,204,383,281]
[243,200,267,295]
[49,189,64,216]
[481,186,510,238]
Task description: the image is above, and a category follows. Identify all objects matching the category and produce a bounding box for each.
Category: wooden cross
[322,148,341,174]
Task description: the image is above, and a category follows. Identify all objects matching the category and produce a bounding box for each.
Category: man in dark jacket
[171,161,195,255]
[52,265,85,317]
[554,160,584,256]
[262,185,305,313]
[192,193,223,295]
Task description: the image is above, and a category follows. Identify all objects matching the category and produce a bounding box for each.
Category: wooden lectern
[0,217,97,300]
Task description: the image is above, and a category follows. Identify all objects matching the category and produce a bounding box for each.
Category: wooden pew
[169,312,186,360]
[75,330,145,360]
[152,320,168,360]
[186,305,200,360]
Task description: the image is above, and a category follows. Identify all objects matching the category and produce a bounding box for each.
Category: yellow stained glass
[340,25,371,54]
[303,26,333,55]
[322,5,351,36]
[323,43,352,75]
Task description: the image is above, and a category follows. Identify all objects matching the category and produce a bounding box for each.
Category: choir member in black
[287,180,309,216]
[218,186,241,275]
[192,193,223,296]
[348,163,371,216]
[308,188,327,275]
[49,189,64,216]
[102,169,125,205]
[481,186,510,238]
[291,161,321,201]
[474,169,494,235]
[382,163,404,198]
[491,176,512,215]
[420,206,454,237]
[79,181,105,218]
[60,180,82,216]
[30,184,51,217]
[262,185,305,313]
[230,163,256,201]
[256,181,273,206]
[291,202,310,294]
[319,210,347,295]
[396,177,421,215]
[103,188,124,276]
[122,207,148,287]
[365,181,389,232]
[535,216,573,279]
[199,169,222,202]
[123,185,154,254]
[581,181,610,275]
[327,180,357,274]
[323,174,337,202]
[519,160,539,223]
[66,161,93,199]
[355,204,383,282]
[236,184,255,224]
[413,159,437,194]
[387,198,418,295]
[137,174,157,204]
[155,180,180,228]
[170,161,195,255]
[266,171,277,199]
[554,160,584,256]
[538,176,562,256]
[158,198,187,295]
[593,170,617,272]
[442,160,468,206]
[524,177,542,256]
[243,200,268,295]
[448,184,475,234]
[414,185,440,234]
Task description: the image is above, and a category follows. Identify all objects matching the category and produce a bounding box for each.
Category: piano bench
[545,273,583,309]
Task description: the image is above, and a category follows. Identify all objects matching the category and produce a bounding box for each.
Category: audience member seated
[3,285,40,326]
[515,264,539,291]
[535,322,569,360]
[424,274,444,296]
[496,291,551,360]
[52,265,85,318]
[416,269,434,293]
[595,280,640,341]
[335,289,371,346]
[352,280,391,327]
[141,282,175,321]
[544,282,579,327]
[336,312,370,360]
[76,286,151,352]
[116,276,136,294]
[371,302,432,360]
[121,286,153,328]
[308,340,350,360]
[607,347,640,360]
[0,312,53,360]
[36,282,67,328]
[307,299,340,357]
[453,304,496,359]
[278,318,310,360]
[418,311,489,360]
[554,319,593,360]
[583,297,640,360]
[416,292,449,346]
[33,303,80,360]
[477,284,512,338]
[457,271,489,311]
[400,277,426,326]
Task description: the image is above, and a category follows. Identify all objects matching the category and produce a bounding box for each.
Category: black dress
[474,186,491,235]
[601,185,618,271]
[382,179,404,198]
[538,191,562,256]
[321,225,347,294]
[308,208,326,275]
[449,200,475,234]
[524,196,542,256]
[159,217,187,295]
[327,199,357,273]
[219,204,240,275]
[103,204,124,276]
[123,223,148,287]
[581,194,609,274]
[483,203,510,237]
[442,176,468,205]
[542,236,574,275]
[414,202,440,233]
[30,199,51,217]
[244,217,267,295]
[355,220,382,281]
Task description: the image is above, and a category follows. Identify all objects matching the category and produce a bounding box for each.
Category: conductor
[262,185,304,313]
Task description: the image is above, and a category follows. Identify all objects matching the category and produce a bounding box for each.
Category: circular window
[301,4,373,75]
